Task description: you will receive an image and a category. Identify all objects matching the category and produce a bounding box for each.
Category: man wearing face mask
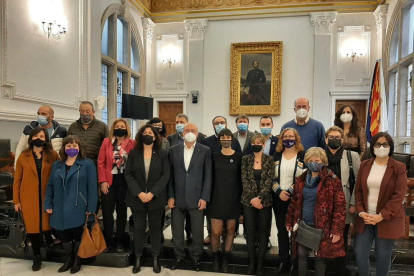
[168,123,212,272]
[68,101,109,165]
[168,114,205,146]
[259,116,279,156]
[280,97,326,151]
[202,116,242,154]
[233,114,255,155]
[15,105,67,167]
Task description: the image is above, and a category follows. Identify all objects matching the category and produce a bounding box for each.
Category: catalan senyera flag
[366,61,382,142]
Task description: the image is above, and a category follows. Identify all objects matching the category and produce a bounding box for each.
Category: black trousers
[273,195,291,264]
[335,223,351,272]
[243,205,272,258]
[172,207,204,260]
[27,233,43,256]
[101,174,128,247]
[131,206,164,257]
[59,225,84,243]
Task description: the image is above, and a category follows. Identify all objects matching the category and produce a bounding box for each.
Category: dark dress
[210,151,243,220]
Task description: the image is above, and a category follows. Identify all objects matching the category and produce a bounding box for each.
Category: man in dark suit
[168,114,205,146]
[168,123,212,272]
[260,116,279,156]
[233,114,255,155]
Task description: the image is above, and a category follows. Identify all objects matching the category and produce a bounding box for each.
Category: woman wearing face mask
[148,117,170,152]
[44,135,98,274]
[272,128,305,275]
[241,134,274,276]
[354,132,407,276]
[13,127,59,271]
[334,105,367,158]
[325,126,361,276]
[125,124,170,274]
[97,118,135,252]
[286,147,346,276]
[209,129,243,273]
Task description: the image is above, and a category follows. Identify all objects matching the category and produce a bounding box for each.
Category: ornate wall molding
[184,19,208,40]
[149,93,188,117]
[1,0,85,109]
[310,12,337,35]
[142,18,156,42]
[336,25,371,87]
[373,5,388,33]
[0,109,77,125]
[156,34,184,90]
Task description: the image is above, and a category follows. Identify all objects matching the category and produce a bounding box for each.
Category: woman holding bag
[125,124,170,274]
[13,127,59,271]
[44,135,98,274]
[286,147,346,276]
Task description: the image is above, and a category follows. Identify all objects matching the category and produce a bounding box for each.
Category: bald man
[15,105,67,165]
[168,123,212,272]
[280,97,326,150]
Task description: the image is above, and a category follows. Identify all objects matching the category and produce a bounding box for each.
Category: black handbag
[295,220,323,251]
[347,150,356,195]
[0,211,27,254]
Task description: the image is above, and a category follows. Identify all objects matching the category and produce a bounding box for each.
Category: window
[101,10,142,125]
[387,0,414,153]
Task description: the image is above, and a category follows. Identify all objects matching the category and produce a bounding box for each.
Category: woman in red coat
[286,147,346,276]
[354,132,407,276]
[98,118,135,251]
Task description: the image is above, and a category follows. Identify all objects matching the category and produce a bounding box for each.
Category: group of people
[12,97,407,276]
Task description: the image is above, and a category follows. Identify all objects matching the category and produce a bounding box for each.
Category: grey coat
[232,130,255,154]
[340,150,361,224]
[168,143,212,209]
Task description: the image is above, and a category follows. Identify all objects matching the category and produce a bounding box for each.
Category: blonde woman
[97,118,135,251]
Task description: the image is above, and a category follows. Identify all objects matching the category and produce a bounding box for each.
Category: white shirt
[184,142,196,171]
[237,132,247,151]
[264,136,272,155]
[366,161,387,215]
[279,155,297,190]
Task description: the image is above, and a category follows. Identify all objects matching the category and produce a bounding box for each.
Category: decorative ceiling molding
[373,5,388,32]
[142,18,156,42]
[184,19,208,40]
[0,109,77,125]
[130,0,378,22]
[310,12,337,35]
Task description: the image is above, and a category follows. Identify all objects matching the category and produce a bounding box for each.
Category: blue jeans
[355,225,395,276]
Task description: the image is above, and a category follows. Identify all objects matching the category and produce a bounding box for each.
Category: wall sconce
[346,50,363,62]
[163,57,176,68]
[30,0,68,40]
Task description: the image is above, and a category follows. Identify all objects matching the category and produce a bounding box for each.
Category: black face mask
[114,128,128,137]
[31,138,45,148]
[142,135,154,145]
[328,139,342,150]
[251,145,263,153]
[154,126,165,136]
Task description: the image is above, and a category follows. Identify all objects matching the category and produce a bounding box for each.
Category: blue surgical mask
[237,123,248,132]
[261,127,272,136]
[215,124,226,134]
[37,115,49,126]
[306,162,324,172]
[176,124,185,133]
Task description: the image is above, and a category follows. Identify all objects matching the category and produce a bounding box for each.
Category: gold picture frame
[230,41,283,116]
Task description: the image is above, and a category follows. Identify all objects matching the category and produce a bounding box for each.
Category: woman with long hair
[125,124,170,274]
[334,105,367,158]
[148,117,170,151]
[44,135,98,274]
[13,127,59,271]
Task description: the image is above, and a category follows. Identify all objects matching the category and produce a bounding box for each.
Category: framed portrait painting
[229,41,283,116]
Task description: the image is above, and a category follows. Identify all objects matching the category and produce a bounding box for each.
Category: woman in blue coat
[45,135,98,274]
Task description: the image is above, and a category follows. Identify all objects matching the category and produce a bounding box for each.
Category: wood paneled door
[158,102,183,136]
[335,100,367,129]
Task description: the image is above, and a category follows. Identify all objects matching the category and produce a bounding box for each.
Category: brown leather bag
[78,213,107,258]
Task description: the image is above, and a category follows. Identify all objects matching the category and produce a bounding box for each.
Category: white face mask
[340,113,353,123]
[184,132,197,143]
[296,108,308,119]
[374,146,390,158]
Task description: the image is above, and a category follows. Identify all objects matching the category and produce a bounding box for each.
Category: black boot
[70,241,82,274]
[133,256,141,274]
[212,251,220,272]
[58,242,73,273]
[256,256,264,276]
[32,255,42,271]
[222,251,229,273]
[153,256,161,273]
[247,255,256,275]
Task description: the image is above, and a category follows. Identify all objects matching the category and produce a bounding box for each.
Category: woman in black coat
[125,124,170,274]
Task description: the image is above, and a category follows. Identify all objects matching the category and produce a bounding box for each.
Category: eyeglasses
[327,136,341,141]
[213,121,226,126]
[282,135,295,139]
[374,142,390,148]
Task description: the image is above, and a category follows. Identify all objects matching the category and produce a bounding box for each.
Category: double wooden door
[158,102,183,136]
